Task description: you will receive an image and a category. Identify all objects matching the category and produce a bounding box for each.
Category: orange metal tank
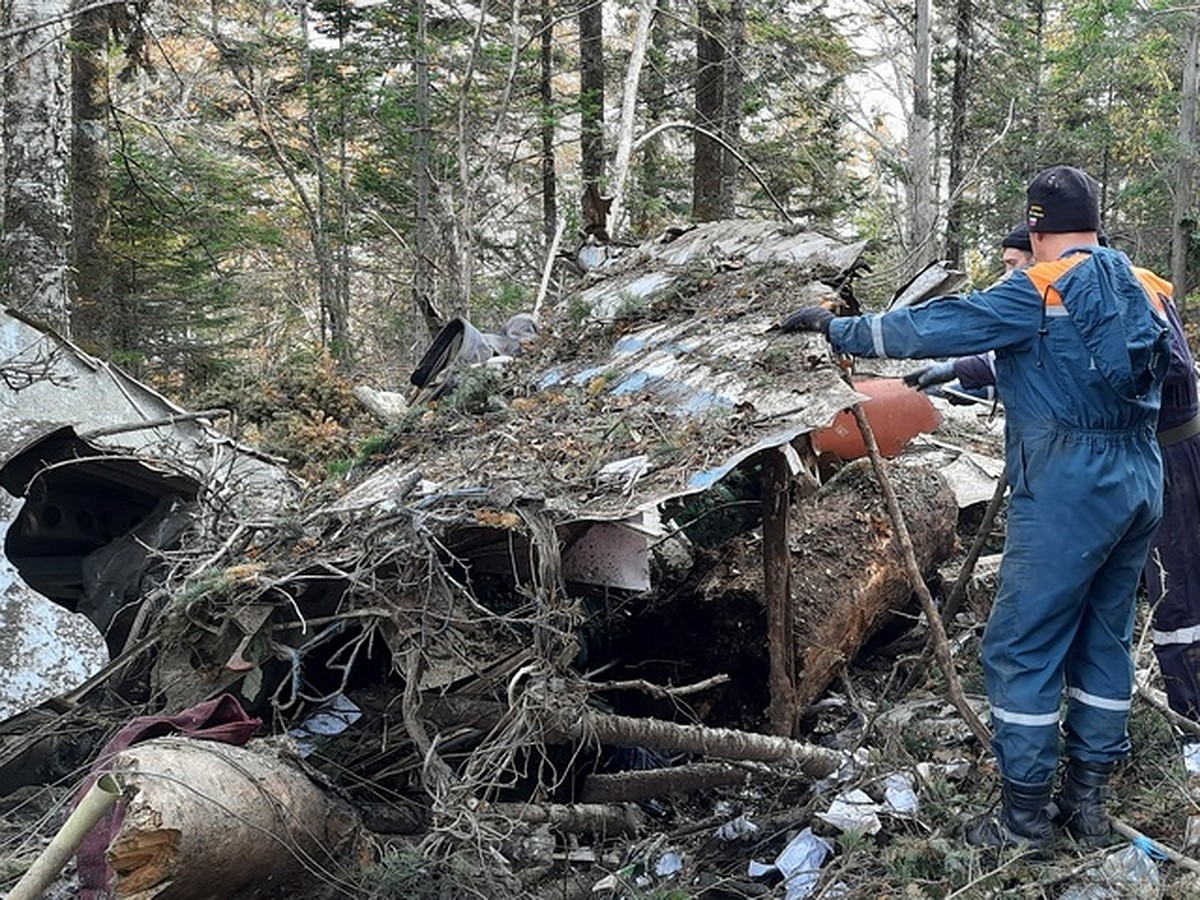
[813,377,941,460]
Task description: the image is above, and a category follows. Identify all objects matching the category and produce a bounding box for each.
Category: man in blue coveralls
[910,235,1200,812]
[781,165,1172,850]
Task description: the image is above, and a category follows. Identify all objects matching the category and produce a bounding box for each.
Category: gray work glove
[902,360,957,389]
[779,306,836,336]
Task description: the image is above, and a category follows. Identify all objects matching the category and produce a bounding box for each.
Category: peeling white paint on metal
[0,493,107,720]
[0,308,294,721]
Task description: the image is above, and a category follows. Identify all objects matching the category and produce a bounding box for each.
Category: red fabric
[76,694,261,899]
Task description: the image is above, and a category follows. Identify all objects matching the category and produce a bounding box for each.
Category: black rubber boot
[1052,759,1119,848]
[965,779,1055,853]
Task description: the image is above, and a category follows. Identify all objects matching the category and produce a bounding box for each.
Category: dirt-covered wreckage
[0,221,1012,898]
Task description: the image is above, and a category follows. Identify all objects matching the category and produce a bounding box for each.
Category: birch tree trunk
[607,0,656,236]
[3,0,71,334]
[636,0,669,235]
[1172,11,1200,309]
[909,0,936,268]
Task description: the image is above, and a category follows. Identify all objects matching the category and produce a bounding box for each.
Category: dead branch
[630,120,793,222]
[429,696,844,777]
[488,802,644,837]
[580,762,750,802]
[403,650,458,795]
[763,446,798,736]
[940,467,1008,624]
[1113,817,1200,875]
[903,466,1008,693]
[586,673,730,700]
[78,408,230,440]
[1136,678,1200,740]
[845,386,991,747]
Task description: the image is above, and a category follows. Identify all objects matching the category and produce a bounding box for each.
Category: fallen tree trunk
[93,736,364,899]
[428,696,844,777]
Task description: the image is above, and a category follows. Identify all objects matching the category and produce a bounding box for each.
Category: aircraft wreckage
[0,220,1008,897]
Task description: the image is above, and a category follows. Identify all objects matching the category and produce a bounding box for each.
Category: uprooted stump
[91,736,364,899]
[787,459,958,712]
[665,457,959,723]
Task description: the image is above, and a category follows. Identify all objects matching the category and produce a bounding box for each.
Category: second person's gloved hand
[779,306,836,336]
[902,360,957,389]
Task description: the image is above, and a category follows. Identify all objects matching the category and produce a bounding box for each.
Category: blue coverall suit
[945,276,1200,724]
[826,246,1171,786]
[1141,284,1200,721]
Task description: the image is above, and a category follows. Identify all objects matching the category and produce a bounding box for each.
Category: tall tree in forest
[1172,10,1200,306]
[944,0,971,267]
[413,0,440,335]
[580,0,605,191]
[609,0,656,236]
[693,0,726,221]
[540,0,558,247]
[211,2,355,363]
[634,0,672,236]
[304,1,353,362]
[3,0,71,333]
[718,0,744,217]
[71,0,115,352]
[909,0,935,267]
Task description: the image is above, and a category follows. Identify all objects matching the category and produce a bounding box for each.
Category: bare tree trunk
[1173,11,1200,312]
[693,0,724,221]
[608,0,656,236]
[300,4,350,364]
[1029,0,1044,145]
[718,0,744,217]
[580,0,605,191]
[581,762,749,801]
[909,0,935,268]
[413,0,441,336]
[3,0,71,334]
[540,0,558,248]
[944,0,971,267]
[636,0,670,235]
[70,0,113,354]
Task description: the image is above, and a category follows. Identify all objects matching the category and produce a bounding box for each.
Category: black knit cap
[1000,223,1032,252]
[1026,165,1101,233]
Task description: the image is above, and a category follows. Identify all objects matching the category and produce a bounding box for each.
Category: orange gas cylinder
[813,377,941,460]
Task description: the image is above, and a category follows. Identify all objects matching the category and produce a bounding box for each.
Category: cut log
[97,736,364,899]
